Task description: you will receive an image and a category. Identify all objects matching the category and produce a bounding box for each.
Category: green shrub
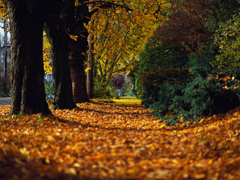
[93,79,119,99]
[0,75,11,97]
[213,10,240,69]
[143,66,240,126]
[44,81,54,104]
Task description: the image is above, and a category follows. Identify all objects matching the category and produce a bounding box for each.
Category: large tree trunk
[45,0,76,109]
[4,0,51,115]
[69,39,89,103]
[68,3,90,103]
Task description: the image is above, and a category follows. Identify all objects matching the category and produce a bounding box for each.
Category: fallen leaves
[1,101,240,179]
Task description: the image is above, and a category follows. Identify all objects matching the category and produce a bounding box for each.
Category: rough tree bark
[3,0,51,115]
[68,3,89,103]
[69,39,89,103]
[45,0,76,109]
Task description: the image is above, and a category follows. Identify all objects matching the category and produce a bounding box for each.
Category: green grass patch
[91,97,141,105]
[111,97,141,104]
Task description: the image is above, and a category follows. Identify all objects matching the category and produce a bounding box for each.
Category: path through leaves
[1,101,240,180]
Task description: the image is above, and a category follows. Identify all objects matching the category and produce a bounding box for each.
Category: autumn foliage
[1,101,240,179]
[154,0,211,53]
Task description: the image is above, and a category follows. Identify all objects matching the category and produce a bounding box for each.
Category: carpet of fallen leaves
[1,100,240,180]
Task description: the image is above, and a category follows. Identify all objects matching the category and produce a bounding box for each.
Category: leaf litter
[0,101,240,180]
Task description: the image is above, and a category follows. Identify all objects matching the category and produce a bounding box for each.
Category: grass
[111,97,141,104]
[91,97,141,104]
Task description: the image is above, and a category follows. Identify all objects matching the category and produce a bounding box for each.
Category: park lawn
[92,97,142,105]
[112,97,142,104]
[0,100,240,179]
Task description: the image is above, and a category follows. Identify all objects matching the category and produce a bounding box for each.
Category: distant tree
[154,0,212,54]
[112,74,125,89]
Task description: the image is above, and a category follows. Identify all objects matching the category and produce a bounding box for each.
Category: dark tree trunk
[45,0,76,109]
[4,20,7,78]
[4,0,51,115]
[68,4,90,103]
[69,39,89,103]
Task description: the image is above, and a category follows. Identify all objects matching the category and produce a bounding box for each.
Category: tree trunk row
[3,0,90,115]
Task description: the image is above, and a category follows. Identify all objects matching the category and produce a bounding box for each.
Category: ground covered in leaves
[1,99,240,180]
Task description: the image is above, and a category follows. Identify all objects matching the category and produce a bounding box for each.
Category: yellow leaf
[69,35,78,41]
[47,135,55,141]
[45,157,50,164]
[64,168,77,175]
[126,169,135,174]
[193,173,206,179]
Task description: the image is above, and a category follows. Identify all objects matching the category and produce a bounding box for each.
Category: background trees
[89,0,170,88]
[213,11,240,69]
[134,0,240,125]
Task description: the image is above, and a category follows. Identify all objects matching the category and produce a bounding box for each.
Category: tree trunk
[69,39,89,103]
[4,20,7,78]
[45,0,76,110]
[87,3,94,99]
[3,0,51,115]
[68,3,90,103]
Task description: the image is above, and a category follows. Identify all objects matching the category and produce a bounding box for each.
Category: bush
[44,81,54,104]
[143,66,240,126]
[136,33,240,126]
[93,79,119,99]
[134,35,190,100]
[0,75,11,97]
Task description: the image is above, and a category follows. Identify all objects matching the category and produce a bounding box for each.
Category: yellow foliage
[43,32,52,75]
[85,67,91,73]
[83,0,171,80]
[0,0,7,20]
[69,35,78,41]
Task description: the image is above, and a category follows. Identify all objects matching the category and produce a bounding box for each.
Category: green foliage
[134,36,189,99]
[141,65,240,126]
[0,75,11,97]
[134,0,240,126]
[44,81,54,104]
[93,79,119,99]
[187,44,218,69]
[213,10,240,69]
[137,36,240,126]
[127,89,134,97]
[139,38,189,71]
[133,76,141,98]
[38,115,44,122]
[204,0,240,32]
[17,112,23,118]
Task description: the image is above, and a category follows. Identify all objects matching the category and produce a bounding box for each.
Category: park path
[0,97,11,105]
[0,99,240,179]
